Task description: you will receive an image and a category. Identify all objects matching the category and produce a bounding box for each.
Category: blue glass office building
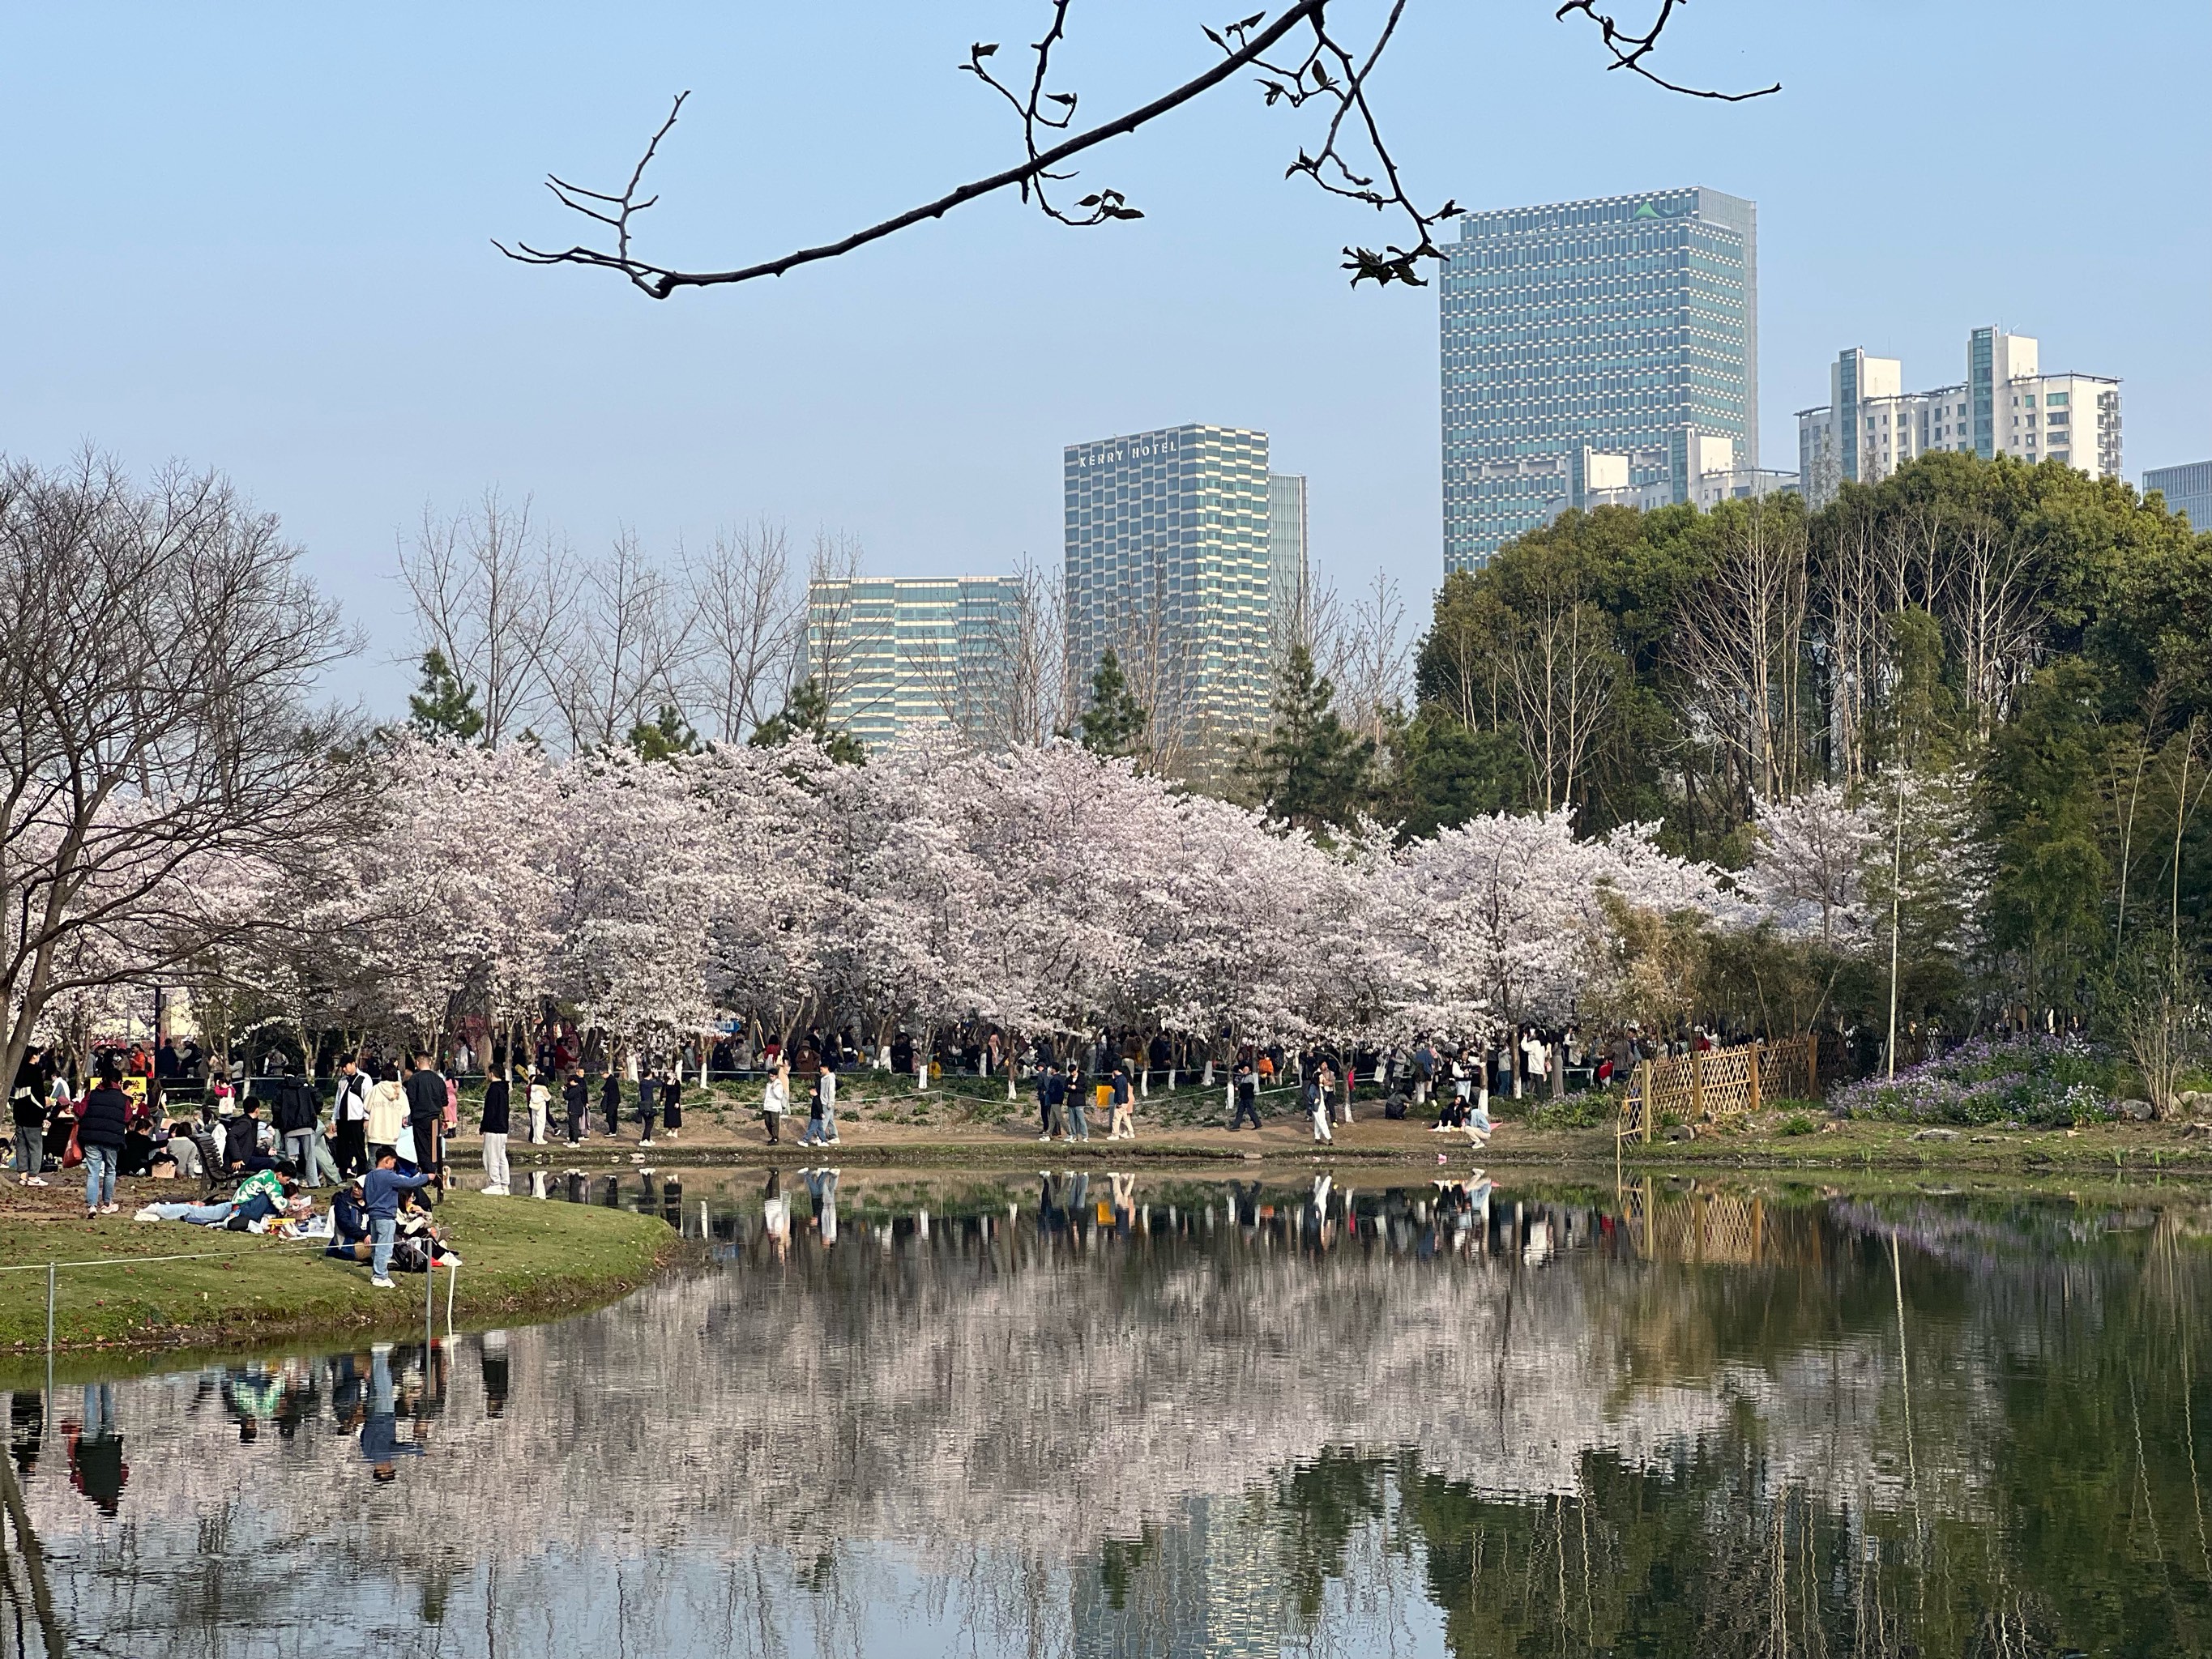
[2145,461,2212,531]
[1440,186,1758,570]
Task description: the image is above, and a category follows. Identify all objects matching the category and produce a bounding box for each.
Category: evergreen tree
[1078,649,1151,760]
[749,676,867,765]
[408,648,485,743]
[1246,644,1373,835]
[628,702,700,762]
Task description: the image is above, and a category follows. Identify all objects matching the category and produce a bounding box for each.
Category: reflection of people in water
[805,1167,839,1247]
[762,1172,790,1263]
[361,1346,425,1483]
[64,1385,128,1516]
[1110,1171,1137,1236]
[480,1330,511,1420]
[10,1392,41,1477]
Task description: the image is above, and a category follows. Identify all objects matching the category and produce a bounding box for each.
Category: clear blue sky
[5,2,2205,711]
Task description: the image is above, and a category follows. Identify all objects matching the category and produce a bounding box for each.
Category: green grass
[0,1192,673,1354]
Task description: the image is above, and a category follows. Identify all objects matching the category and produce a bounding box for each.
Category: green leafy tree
[1984,659,2109,1005]
[408,648,485,743]
[749,676,866,765]
[627,702,699,762]
[1245,644,1373,836]
[1377,708,1528,841]
[1077,649,1150,761]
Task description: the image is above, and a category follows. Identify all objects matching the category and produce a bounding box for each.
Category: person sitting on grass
[362,1150,432,1290]
[323,1179,374,1262]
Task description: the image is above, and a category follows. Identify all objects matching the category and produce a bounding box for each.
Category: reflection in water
[0,1171,2209,1656]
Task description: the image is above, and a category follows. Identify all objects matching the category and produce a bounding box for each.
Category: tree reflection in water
[0,1173,2205,1657]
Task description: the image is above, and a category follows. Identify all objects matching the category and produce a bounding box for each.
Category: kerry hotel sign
[1079,433,1186,468]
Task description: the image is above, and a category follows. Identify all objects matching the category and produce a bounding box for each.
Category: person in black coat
[478,1064,512,1196]
[600,1069,621,1138]
[400,1054,446,1188]
[77,1060,131,1218]
[564,1071,589,1147]
[224,1102,263,1174]
[10,1048,49,1187]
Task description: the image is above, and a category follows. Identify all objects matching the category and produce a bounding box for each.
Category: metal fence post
[45,1263,55,1354]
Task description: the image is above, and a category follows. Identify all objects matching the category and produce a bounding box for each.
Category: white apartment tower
[1797,327,2121,507]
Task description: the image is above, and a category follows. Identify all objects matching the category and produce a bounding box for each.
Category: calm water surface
[8,1166,2212,1657]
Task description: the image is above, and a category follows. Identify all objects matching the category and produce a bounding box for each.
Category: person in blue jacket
[361,1150,431,1289]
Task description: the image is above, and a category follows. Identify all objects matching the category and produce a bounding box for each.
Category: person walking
[331,1056,370,1177]
[762,1060,790,1145]
[479,1064,511,1195]
[11,1048,49,1187]
[78,1060,130,1219]
[402,1052,447,1190]
[364,1064,406,1163]
[1108,1064,1135,1141]
[362,1150,432,1289]
[1230,1059,1262,1131]
[801,1059,841,1148]
[600,1068,621,1140]
[1305,1064,1334,1145]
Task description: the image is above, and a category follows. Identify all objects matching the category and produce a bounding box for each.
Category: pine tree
[408,648,485,743]
[628,703,700,762]
[1078,650,1150,760]
[749,677,867,765]
[1246,644,1373,835]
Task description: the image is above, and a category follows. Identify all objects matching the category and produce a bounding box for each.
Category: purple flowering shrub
[1835,1034,2116,1127]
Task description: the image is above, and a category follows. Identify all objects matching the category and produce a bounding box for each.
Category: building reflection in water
[0,1172,2207,1657]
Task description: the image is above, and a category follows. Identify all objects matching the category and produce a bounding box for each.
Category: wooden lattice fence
[1615,1034,1842,1144]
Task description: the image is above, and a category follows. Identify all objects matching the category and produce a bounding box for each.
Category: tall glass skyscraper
[1440,186,1759,569]
[1266,472,1309,674]
[2145,461,2212,531]
[1063,424,1279,739]
[807,574,1023,751]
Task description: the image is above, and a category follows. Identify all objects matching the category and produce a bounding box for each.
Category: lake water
[6,1166,2210,1657]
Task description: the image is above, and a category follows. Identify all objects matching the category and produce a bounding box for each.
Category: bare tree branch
[1554,0,1782,102]
[501,2,1774,299]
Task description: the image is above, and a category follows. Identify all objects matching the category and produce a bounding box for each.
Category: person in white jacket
[363,1064,408,1161]
[761,1061,790,1146]
[524,1066,551,1145]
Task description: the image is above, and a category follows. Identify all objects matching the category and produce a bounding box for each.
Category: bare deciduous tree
[549,529,694,753]
[500,2,1772,299]
[0,455,364,1101]
[1335,569,1411,751]
[1503,578,1619,813]
[398,489,571,745]
[679,519,803,744]
[1676,500,1811,811]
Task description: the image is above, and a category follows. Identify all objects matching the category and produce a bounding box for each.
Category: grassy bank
[0,1191,677,1355]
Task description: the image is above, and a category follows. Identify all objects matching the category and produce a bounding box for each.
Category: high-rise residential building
[1265,472,1309,675]
[1063,424,1277,740]
[2144,460,2212,530]
[1796,328,2122,508]
[1439,186,1760,569]
[806,574,1023,751]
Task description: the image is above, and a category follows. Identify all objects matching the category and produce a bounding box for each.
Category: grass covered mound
[0,1191,673,1354]
[1835,1034,2119,1128]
